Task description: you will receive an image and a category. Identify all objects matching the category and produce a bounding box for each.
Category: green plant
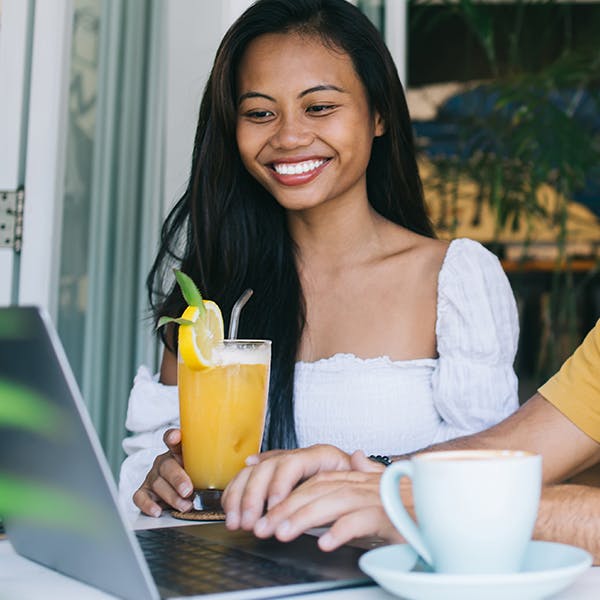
[411,0,600,378]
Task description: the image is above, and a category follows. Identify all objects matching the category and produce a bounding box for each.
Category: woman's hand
[249,468,405,551]
[222,444,354,531]
[133,428,194,516]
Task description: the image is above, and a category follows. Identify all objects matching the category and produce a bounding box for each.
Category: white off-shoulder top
[294,238,519,455]
[118,238,519,514]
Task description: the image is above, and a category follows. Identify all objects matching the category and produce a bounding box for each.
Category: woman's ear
[374,112,386,137]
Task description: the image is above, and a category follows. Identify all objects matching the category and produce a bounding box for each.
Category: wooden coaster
[170,509,225,521]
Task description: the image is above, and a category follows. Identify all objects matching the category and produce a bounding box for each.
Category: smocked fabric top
[293,238,519,454]
[118,238,519,515]
[293,239,520,454]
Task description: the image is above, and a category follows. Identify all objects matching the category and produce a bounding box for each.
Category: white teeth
[273,159,326,175]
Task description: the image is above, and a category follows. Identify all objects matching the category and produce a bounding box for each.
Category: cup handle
[380,461,433,567]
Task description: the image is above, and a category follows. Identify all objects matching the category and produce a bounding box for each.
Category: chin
[273,195,327,212]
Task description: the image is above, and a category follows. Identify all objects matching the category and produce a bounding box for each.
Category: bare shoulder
[413,235,450,262]
[376,226,451,293]
[393,229,450,271]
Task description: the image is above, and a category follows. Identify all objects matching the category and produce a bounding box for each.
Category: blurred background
[0,0,598,475]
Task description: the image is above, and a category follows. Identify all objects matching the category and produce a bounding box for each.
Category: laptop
[0,306,372,599]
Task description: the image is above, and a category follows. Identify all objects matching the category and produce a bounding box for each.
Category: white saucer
[359,541,592,600]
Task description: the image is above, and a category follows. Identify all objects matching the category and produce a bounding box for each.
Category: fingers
[222,463,273,530]
[257,471,402,552]
[222,445,353,532]
[257,483,348,541]
[245,449,287,466]
[224,458,290,530]
[153,476,193,513]
[261,449,331,509]
[133,449,194,515]
[223,458,287,530]
[163,428,184,465]
[318,506,402,551]
[158,452,194,499]
[134,475,193,517]
[253,470,382,541]
[133,486,164,518]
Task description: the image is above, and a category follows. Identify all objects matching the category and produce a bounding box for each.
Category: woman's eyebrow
[238,91,276,104]
[299,84,347,97]
[238,84,347,105]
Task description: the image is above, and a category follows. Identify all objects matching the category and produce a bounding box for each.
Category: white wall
[0,0,32,305]
[163,0,252,216]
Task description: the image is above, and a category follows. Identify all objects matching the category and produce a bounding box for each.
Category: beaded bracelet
[368,454,392,466]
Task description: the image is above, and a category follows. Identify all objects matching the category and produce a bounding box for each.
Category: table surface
[1,514,599,599]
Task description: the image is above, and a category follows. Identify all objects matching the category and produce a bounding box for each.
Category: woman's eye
[244,110,274,120]
[307,104,336,114]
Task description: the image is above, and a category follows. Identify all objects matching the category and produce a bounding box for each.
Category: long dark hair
[147,0,434,449]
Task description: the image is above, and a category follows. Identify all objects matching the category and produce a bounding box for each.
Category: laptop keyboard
[136,527,328,596]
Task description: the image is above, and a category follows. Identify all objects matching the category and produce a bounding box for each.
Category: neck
[288,194,388,272]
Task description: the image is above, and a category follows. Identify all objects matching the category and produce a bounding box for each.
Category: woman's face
[236,32,384,214]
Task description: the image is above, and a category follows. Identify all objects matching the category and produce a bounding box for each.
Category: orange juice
[178,340,270,490]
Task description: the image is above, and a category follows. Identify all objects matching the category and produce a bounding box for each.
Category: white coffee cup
[380,450,542,574]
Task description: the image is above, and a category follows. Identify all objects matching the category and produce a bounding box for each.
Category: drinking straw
[228,289,253,339]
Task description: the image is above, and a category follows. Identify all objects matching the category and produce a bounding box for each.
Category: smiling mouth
[270,158,330,175]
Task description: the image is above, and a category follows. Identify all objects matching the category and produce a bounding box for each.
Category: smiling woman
[119,0,520,519]
[236,32,384,213]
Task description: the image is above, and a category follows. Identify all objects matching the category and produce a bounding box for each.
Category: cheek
[236,129,270,187]
[327,112,374,151]
[236,125,270,174]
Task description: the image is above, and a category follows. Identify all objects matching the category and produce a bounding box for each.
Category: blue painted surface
[413,87,600,217]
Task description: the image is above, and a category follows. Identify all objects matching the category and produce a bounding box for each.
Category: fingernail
[319,532,335,550]
[241,510,254,528]
[276,520,291,538]
[226,511,239,528]
[267,494,282,509]
[180,484,192,497]
[179,500,192,512]
[254,517,269,536]
[150,506,162,518]
[245,455,259,466]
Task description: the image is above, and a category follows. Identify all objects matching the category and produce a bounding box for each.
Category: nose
[269,113,313,150]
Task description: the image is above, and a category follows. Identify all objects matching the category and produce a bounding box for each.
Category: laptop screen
[0,306,159,599]
[0,307,371,599]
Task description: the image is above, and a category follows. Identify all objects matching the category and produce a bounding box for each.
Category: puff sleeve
[118,366,180,515]
[431,238,519,444]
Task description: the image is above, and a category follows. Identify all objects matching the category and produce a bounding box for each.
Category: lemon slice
[178,301,224,370]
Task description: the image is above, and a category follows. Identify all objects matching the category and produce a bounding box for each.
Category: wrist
[368,454,392,467]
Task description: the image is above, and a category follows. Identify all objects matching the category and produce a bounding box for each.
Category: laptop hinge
[0,188,25,252]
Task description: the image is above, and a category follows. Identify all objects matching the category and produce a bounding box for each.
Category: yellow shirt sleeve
[538,320,600,443]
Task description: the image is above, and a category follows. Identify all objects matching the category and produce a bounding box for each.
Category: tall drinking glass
[178,339,271,510]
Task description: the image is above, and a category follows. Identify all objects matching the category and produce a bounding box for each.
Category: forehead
[237,32,362,95]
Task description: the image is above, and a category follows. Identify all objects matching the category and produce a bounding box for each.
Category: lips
[268,157,331,186]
